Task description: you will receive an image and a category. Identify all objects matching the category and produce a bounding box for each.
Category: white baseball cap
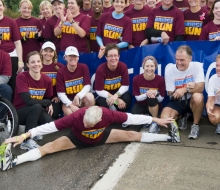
[64,46,79,56]
[42,42,56,51]
[51,0,64,4]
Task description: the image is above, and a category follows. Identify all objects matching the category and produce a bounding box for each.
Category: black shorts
[165,98,192,115]
[65,128,112,149]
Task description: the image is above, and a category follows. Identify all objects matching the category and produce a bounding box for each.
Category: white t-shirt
[208,74,220,105]
[165,62,204,100]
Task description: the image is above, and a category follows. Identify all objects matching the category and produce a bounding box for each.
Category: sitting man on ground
[206,54,220,134]
[160,45,204,139]
[1,106,180,171]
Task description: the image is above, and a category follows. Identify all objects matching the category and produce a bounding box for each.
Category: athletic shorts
[65,128,112,149]
[165,99,192,115]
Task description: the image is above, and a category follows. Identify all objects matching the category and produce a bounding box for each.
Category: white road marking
[91,142,141,190]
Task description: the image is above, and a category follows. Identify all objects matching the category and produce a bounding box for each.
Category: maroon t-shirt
[80,8,94,17]
[132,74,165,105]
[96,12,132,45]
[56,14,91,53]
[39,17,47,30]
[55,106,128,144]
[13,72,53,109]
[41,62,64,97]
[103,6,113,13]
[173,0,189,12]
[156,1,162,7]
[56,64,91,100]
[15,17,43,62]
[89,16,100,52]
[184,9,209,41]
[199,21,220,40]
[0,16,20,53]
[43,15,61,54]
[95,61,129,94]
[147,6,185,41]
[125,6,151,47]
[0,50,12,76]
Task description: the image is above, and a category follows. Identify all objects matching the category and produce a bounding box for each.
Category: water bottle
[151,37,162,43]
[7,120,11,133]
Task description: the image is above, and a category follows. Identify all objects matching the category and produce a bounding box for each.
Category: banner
[79,41,220,114]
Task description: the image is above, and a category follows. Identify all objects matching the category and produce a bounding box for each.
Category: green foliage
[4,8,21,19]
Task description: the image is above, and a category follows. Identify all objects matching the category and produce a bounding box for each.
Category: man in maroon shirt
[145,0,185,44]
[1,106,180,171]
[43,0,66,54]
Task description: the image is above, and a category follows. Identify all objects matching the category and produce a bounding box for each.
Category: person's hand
[37,30,42,38]
[25,31,30,38]
[69,104,79,112]
[4,135,26,147]
[207,106,216,116]
[46,104,53,116]
[52,97,60,103]
[72,96,80,107]
[172,88,186,99]
[187,82,195,89]
[66,9,73,21]
[140,39,148,47]
[98,46,105,59]
[117,98,126,109]
[161,31,169,45]
[153,117,175,128]
[60,11,67,23]
[146,90,157,98]
[106,94,118,106]
[128,44,135,49]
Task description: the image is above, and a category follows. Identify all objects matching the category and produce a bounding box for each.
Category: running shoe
[33,135,43,141]
[177,113,189,130]
[20,139,39,151]
[149,122,160,133]
[188,124,199,139]
[169,121,180,143]
[215,124,220,134]
[0,143,13,171]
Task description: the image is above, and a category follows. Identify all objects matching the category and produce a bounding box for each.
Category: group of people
[0,0,220,171]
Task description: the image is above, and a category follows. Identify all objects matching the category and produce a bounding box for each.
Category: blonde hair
[40,49,60,71]
[83,106,103,125]
[39,0,53,12]
[19,0,33,9]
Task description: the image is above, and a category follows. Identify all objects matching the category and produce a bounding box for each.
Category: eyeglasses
[107,55,119,58]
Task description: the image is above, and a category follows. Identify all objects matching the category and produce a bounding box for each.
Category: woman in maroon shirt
[40,42,64,119]
[15,0,43,64]
[39,0,53,29]
[199,0,220,40]
[0,0,23,94]
[13,51,53,150]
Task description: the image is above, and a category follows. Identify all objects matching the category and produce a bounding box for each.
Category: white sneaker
[149,122,160,133]
[0,143,13,171]
[188,124,199,139]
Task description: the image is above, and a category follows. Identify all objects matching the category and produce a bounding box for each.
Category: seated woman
[132,56,165,133]
[13,51,53,150]
[56,46,95,116]
[95,43,131,112]
[40,42,64,119]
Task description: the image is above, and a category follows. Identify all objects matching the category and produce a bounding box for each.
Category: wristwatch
[70,19,75,24]
[186,87,190,93]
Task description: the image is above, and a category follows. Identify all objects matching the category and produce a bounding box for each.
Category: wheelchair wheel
[0,97,19,144]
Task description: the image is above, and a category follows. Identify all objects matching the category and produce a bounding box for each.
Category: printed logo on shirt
[174,75,194,88]
[90,27,97,40]
[103,24,123,40]
[132,17,148,32]
[154,16,174,32]
[42,72,57,86]
[104,76,121,91]
[140,87,158,94]
[184,21,203,36]
[62,21,79,34]
[20,26,38,38]
[0,27,10,40]
[209,32,220,41]
[82,128,105,139]
[29,88,46,100]
[65,77,84,94]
